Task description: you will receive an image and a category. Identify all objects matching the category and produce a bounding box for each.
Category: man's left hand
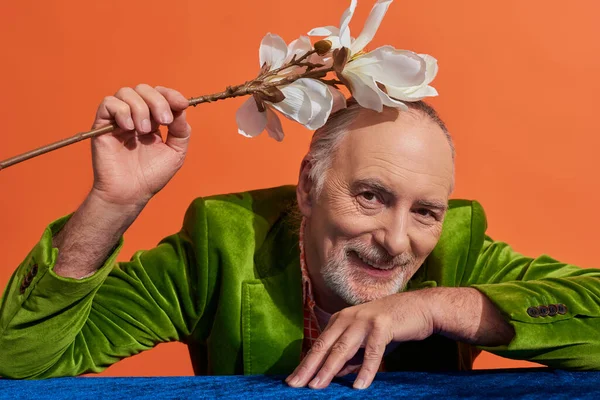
[285,291,434,390]
[285,287,514,390]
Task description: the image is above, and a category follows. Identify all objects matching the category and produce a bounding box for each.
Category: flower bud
[314,40,332,56]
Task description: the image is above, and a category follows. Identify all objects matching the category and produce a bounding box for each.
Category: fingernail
[289,376,300,387]
[354,379,366,389]
[141,119,151,132]
[126,117,134,130]
[309,376,320,388]
[161,111,172,124]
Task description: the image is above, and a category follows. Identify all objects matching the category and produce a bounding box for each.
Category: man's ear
[296,157,314,218]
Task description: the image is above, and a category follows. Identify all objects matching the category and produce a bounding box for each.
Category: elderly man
[1,84,599,389]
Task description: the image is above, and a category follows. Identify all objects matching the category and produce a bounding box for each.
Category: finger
[148,86,192,151]
[155,86,189,112]
[322,311,340,330]
[353,330,387,390]
[165,110,191,153]
[94,96,134,132]
[308,328,366,389]
[155,86,190,150]
[336,363,361,377]
[286,320,347,388]
[134,83,173,127]
[114,87,152,133]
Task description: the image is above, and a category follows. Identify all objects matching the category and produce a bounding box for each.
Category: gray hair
[306,98,456,197]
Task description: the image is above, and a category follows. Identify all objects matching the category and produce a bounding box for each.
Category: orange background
[1,0,599,375]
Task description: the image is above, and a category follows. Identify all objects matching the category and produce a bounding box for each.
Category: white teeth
[357,252,383,269]
[358,253,373,267]
[353,251,396,270]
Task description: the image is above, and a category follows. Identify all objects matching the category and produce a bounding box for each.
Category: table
[1,369,599,399]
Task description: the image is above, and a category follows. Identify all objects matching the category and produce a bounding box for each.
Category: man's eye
[360,191,378,202]
[416,208,435,218]
[356,191,384,209]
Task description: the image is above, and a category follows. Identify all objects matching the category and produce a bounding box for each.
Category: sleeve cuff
[472,282,574,324]
[472,282,576,356]
[1,214,123,332]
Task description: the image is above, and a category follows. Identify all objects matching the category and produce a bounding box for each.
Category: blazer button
[548,304,558,316]
[557,304,568,315]
[20,280,30,294]
[538,305,550,317]
[527,306,540,318]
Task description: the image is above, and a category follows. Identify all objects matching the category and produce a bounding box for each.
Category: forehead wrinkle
[347,139,453,175]
[354,163,451,194]
[362,154,452,183]
[368,143,453,171]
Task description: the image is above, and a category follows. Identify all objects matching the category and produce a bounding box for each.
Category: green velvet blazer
[2,185,600,379]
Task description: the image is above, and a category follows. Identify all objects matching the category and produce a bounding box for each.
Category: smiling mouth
[347,250,400,277]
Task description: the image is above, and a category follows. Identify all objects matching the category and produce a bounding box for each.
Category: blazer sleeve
[0,197,212,379]
[462,201,600,369]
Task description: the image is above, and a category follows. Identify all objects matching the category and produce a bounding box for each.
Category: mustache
[343,239,415,270]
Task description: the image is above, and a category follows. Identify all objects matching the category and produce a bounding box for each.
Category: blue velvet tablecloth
[1,369,599,399]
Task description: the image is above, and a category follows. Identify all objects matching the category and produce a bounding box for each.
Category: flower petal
[330,87,347,114]
[270,84,312,124]
[411,85,439,98]
[259,33,288,70]
[345,70,408,111]
[386,83,438,101]
[350,0,393,54]
[343,70,383,112]
[285,36,313,63]
[265,107,285,141]
[236,97,267,137]
[339,0,357,49]
[292,78,334,130]
[345,46,426,87]
[384,54,439,102]
[308,26,340,36]
[419,53,438,85]
[327,36,342,50]
[374,82,409,110]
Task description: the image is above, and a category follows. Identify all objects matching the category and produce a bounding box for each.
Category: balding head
[306,99,455,197]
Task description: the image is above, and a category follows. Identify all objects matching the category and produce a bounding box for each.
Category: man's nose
[374,210,411,257]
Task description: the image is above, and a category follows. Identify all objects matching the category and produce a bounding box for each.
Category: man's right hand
[52,84,191,279]
[90,84,191,208]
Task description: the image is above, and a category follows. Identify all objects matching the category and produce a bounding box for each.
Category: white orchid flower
[236,33,346,141]
[309,0,438,112]
[384,54,438,101]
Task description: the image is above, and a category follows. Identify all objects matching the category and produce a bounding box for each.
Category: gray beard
[320,238,415,305]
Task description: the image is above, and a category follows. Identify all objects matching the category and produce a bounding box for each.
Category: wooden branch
[0,47,339,171]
